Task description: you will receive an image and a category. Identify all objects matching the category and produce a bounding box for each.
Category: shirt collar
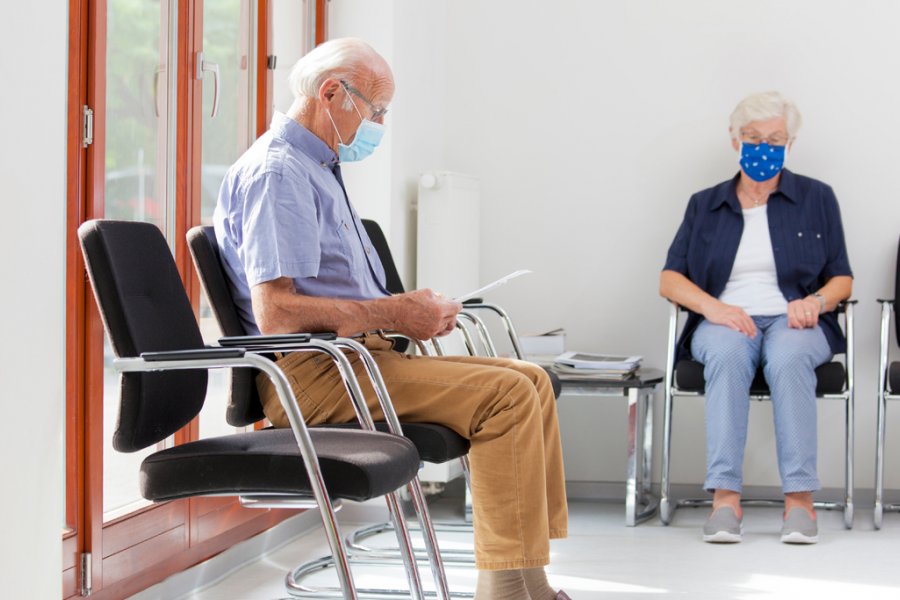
[712,168,800,212]
[270,112,339,169]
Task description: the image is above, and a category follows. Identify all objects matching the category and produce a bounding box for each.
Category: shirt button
[365,246,372,255]
[797,232,803,237]
[344,223,350,230]
[816,233,821,239]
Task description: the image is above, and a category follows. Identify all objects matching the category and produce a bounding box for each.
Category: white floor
[138,497,900,600]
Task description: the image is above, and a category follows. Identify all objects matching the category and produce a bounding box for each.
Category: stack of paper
[551,351,642,380]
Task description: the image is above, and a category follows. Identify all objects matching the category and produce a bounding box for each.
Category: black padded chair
[659,301,855,529]
[186,225,474,573]
[79,219,434,600]
[875,235,900,529]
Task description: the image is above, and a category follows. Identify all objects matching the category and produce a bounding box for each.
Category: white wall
[332,0,900,492]
[327,0,398,247]
[0,0,67,596]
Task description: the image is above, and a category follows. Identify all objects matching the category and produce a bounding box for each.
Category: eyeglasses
[740,130,789,146]
[340,79,389,121]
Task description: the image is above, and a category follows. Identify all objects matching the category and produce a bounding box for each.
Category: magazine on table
[550,362,639,381]
[553,351,642,371]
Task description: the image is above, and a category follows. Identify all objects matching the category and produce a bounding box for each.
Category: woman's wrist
[806,292,827,313]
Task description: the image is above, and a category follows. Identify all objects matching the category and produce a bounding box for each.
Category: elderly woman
[659,91,852,544]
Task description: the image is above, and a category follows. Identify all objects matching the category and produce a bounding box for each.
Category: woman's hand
[701,299,757,337]
[787,297,821,329]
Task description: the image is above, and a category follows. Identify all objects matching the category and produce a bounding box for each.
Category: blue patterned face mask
[740,142,786,182]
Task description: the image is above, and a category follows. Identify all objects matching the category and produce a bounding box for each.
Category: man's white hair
[729,91,802,140]
[288,37,381,107]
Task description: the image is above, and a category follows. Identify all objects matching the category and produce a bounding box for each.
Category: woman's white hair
[288,37,382,107]
[729,91,802,140]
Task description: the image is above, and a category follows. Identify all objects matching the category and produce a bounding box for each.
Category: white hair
[729,91,802,140]
[288,37,383,110]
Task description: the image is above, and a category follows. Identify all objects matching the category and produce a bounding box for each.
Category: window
[64,1,324,597]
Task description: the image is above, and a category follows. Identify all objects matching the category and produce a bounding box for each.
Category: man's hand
[787,297,821,329]
[391,289,461,340]
[701,299,757,337]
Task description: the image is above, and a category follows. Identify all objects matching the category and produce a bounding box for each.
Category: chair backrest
[186,225,266,426]
[78,220,208,452]
[361,218,405,294]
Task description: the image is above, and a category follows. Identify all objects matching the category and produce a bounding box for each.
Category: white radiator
[415,171,480,297]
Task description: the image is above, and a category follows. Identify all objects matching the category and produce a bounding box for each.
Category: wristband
[812,292,827,312]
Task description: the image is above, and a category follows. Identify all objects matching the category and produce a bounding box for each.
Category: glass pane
[102,0,172,521]
[273,0,313,114]
[198,0,255,439]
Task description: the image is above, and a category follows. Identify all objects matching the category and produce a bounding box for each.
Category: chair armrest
[455,301,524,359]
[458,310,498,357]
[220,334,391,433]
[835,299,857,314]
[218,332,336,349]
[141,347,246,361]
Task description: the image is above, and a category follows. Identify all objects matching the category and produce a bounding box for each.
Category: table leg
[625,387,639,526]
[641,388,654,500]
[626,386,659,526]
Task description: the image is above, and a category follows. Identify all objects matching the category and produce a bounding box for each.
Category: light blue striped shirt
[214,113,389,335]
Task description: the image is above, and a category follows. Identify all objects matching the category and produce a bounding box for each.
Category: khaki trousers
[256,332,568,570]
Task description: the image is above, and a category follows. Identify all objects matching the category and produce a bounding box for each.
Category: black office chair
[186,226,474,576]
[875,235,900,529]
[79,219,434,600]
[659,301,855,529]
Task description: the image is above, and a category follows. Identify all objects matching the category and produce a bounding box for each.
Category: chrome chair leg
[346,457,476,565]
[875,299,893,529]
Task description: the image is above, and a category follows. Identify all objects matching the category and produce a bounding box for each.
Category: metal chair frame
[875,299,900,529]
[112,338,433,600]
[659,301,855,529]
[185,223,467,594]
[218,336,456,597]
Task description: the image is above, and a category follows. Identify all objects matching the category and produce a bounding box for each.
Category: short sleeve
[820,185,853,280]
[662,195,698,275]
[238,171,321,287]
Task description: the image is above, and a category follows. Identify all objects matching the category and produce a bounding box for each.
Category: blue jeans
[691,315,832,494]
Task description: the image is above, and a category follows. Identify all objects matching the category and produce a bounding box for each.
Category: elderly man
[214,38,569,600]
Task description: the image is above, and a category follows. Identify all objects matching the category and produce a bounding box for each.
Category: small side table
[555,367,664,526]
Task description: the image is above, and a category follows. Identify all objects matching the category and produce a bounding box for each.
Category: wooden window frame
[63,1,327,597]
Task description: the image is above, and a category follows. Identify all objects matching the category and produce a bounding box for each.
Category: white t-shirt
[717,205,788,315]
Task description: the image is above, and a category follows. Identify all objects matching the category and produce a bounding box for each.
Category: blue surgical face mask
[336,118,384,162]
[326,92,385,162]
[739,142,786,182]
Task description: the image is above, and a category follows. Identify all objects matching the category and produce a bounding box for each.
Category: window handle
[195,52,220,119]
[153,66,165,117]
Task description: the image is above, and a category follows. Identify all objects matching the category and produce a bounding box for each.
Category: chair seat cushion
[322,422,470,464]
[891,361,900,394]
[543,367,562,399]
[141,428,419,503]
[675,360,846,395]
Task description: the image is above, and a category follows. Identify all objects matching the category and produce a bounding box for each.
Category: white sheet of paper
[454,269,532,302]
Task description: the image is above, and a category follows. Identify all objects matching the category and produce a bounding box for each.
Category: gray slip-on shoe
[702,506,743,543]
[780,507,818,544]
[556,592,572,600]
